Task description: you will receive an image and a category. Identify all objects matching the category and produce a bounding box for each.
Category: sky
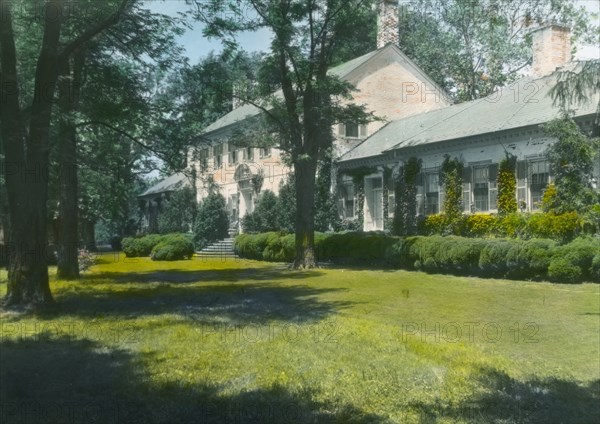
[146,0,599,64]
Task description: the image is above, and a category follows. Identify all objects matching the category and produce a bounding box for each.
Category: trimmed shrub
[548,257,583,284]
[234,232,276,260]
[194,192,229,250]
[150,234,195,261]
[318,232,396,263]
[505,239,556,280]
[548,237,600,283]
[479,239,515,277]
[495,213,528,238]
[420,215,446,236]
[122,234,163,258]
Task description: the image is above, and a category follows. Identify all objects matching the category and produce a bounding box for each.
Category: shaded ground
[1,256,599,423]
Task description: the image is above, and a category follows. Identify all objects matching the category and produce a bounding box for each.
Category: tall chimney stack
[377,0,399,49]
[531,24,572,78]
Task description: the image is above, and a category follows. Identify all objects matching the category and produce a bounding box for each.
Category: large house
[142,1,599,234]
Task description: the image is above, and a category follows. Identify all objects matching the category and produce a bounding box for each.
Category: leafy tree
[241,190,280,233]
[398,0,597,101]
[193,191,229,249]
[497,153,518,215]
[543,117,599,213]
[158,187,198,234]
[551,59,600,118]
[0,0,136,305]
[201,0,376,268]
[315,159,341,232]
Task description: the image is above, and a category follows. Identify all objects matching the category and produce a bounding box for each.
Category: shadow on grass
[82,266,325,284]
[0,337,390,424]
[29,280,356,326]
[410,367,600,423]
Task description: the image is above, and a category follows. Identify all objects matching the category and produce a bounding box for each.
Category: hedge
[122,233,194,258]
[235,232,600,283]
[151,234,195,261]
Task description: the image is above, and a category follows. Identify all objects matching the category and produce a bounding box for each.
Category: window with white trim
[339,123,367,139]
[259,147,271,158]
[338,184,356,219]
[529,160,550,210]
[214,145,223,168]
[425,172,440,215]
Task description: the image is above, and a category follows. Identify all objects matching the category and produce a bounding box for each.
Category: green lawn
[1,255,599,423]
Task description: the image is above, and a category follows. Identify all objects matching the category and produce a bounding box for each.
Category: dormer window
[339,123,367,139]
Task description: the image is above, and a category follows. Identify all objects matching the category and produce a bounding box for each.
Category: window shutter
[462,166,472,184]
[359,125,368,138]
[517,161,528,180]
[488,164,499,182]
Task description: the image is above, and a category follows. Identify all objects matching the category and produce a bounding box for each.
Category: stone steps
[196,238,237,259]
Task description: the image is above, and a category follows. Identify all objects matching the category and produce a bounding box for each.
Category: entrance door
[372,188,383,230]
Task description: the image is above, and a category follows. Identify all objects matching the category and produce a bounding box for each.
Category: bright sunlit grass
[1,254,599,423]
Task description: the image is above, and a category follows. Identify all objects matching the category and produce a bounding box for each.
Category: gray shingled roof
[339,62,599,163]
[139,173,191,197]
[201,45,416,136]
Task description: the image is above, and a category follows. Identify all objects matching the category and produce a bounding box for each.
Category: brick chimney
[531,24,572,78]
[377,0,399,49]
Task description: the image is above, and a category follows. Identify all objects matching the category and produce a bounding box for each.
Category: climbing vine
[382,166,393,231]
[393,157,421,236]
[498,153,517,215]
[440,155,463,234]
[342,166,375,230]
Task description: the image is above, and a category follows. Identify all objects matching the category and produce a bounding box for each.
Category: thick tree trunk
[1,0,62,306]
[293,160,318,269]
[56,56,83,280]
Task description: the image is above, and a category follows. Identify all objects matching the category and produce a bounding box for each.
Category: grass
[1,254,599,423]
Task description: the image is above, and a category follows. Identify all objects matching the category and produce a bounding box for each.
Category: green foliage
[495,213,528,238]
[541,184,559,213]
[276,175,296,233]
[193,192,229,249]
[526,211,582,241]
[543,118,599,213]
[591,254,600,282]
[410,236,485,275]
[505,239,557,280]
[479,240,514,277]
[158,187,197,234]
[318,232,396,263]
[150,234,195,261]
[122,234,164,258]
[242,190,280,233]
[393,157,421,236]
[420,214,446,235]
[343,167,374,230]
[548,237,600,283]
[440,156,463,234]
[548,257,583,284]
[461,214,497,237]
[315,160,341,232]
[497,154,517,215]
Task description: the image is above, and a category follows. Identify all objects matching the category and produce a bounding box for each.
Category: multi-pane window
[473,166,489,212]
[425,173,439,215]
[529,160,550,210]
[338,184,355,219]
[214,145,223,168]
[247,147,254,162]
[339,124,367,139]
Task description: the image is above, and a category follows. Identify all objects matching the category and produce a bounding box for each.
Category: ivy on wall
[498,153,517,215]
[440,155,463,234]
[393,157,421,236]
[342,166,375,230]
[382,166,393,231]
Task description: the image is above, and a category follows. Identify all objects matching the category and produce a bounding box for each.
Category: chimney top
[377,0,399,49]
[531,24,572,78]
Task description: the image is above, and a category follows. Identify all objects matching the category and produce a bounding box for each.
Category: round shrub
[548,257,583,283]
[461,214,497,237]
[150,235,194,261]
[505,239,556,280]
[122,234,163,258]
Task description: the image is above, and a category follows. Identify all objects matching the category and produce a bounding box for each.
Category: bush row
[234,231,395,264]
[122,233,194,261]
[235,232,600,283]
[420,212,587,241]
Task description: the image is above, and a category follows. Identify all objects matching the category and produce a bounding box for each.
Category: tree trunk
[293,160,318,269]
[1,0,62,306]
[56,55,83,280]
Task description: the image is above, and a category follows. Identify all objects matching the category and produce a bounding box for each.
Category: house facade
[142,2,599,235]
